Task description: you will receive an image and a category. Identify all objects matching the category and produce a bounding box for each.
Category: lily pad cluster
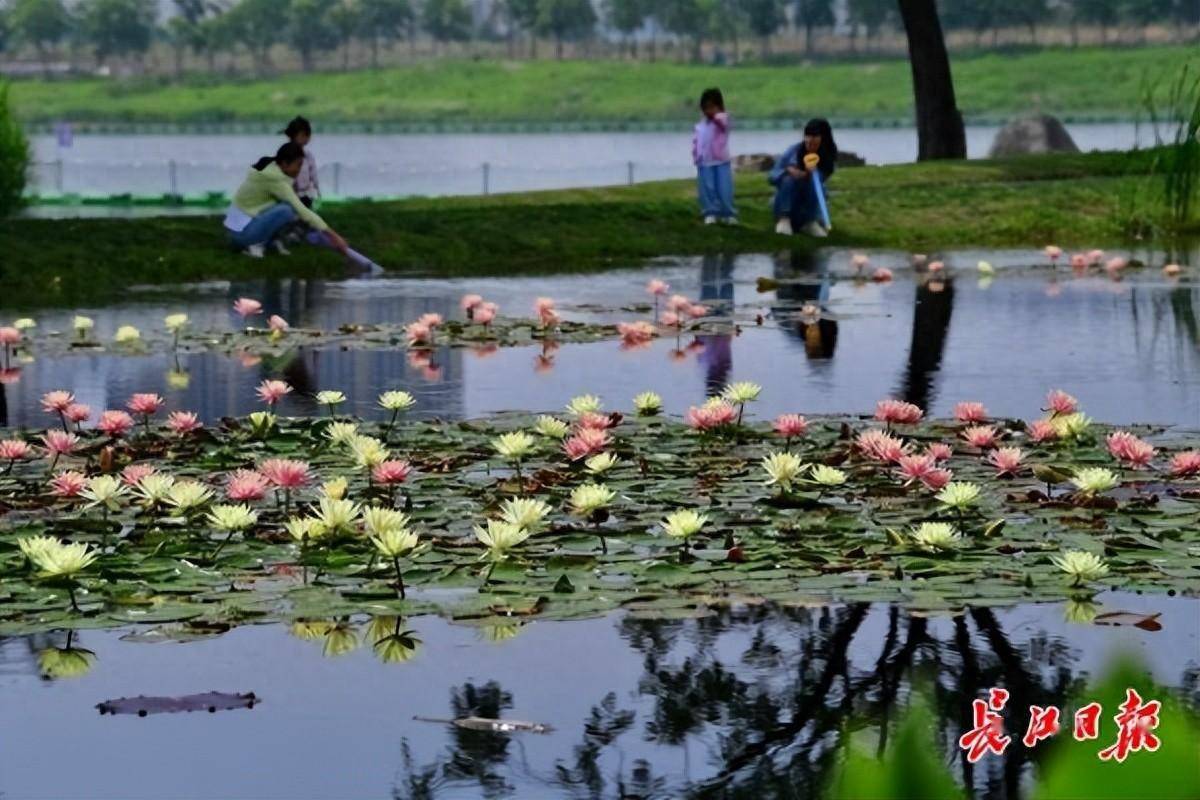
[0,384,1198,639]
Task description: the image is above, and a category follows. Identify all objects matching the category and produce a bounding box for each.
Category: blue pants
[696,162,736,219]
[772,174,823,227]
[229,203,297,249]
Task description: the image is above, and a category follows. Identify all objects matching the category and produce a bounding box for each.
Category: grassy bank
[7,46,1192,127]
[0,149,1177,308]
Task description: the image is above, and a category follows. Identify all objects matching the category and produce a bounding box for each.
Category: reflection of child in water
[798,319,838,359]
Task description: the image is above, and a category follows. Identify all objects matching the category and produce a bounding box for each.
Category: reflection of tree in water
[388,603,1185,799]
[898,276,955,411]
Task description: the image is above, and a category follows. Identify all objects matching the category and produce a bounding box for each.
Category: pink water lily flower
[373,460,412,485]
[259,458,311,489]
[872,267,894,283]
[988,447,1025,476]
[474,303,497,326]
[64,404,91,425]
[1045,245,1062,262]
[539,307,561,328]
[851,253,869,270]
[926,442,953,462]
[268,315,290,333]
[534,297,556,315]
[575,412,613,432]
[875,399,923,426]
[664,294,690,313]
[97,410,135,438]
[167,410,202,434]
[962,425,999,449]
[1163,263,1182,277]
[687,304,709,319]
[233,297,263,318]
[953,402,988,423]
[686,401,736,431]
[41,390,75,414]
[1070,253,1088,271]
[121,464,155,486]
[256,380,292,406]
[1105,256,1127,273]
[563,428,610,460]
[226,469,270,501]
[1044,389,1078,416]
[1169,450,1200,477]
[1086,249,1105,266]
[897,454,938,484]
[406,321,432,345]
[773,414,808,440]
[418,313,444,328]
[0,439,31,462]
[460,294,484,312]
[857,430,911,463]
[647,279,670,296]
[1106,431,1156,469]
[921,468,953,491]
[127,393,165,417]
[617,321,655,346]
[50,470,88,498]
[660,311,682,328]
[42,430,78,457]
[0,327,20,346]
[1027,419,1059,443]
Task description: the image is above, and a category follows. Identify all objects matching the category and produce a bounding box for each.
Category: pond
[1,247,1198,798]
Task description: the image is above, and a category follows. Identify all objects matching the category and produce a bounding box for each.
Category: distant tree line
[0,0,1196,75]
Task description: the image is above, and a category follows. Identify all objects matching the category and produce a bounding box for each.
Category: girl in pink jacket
[692,88,737,225]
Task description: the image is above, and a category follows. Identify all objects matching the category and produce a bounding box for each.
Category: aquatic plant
[1051,549,1109,586]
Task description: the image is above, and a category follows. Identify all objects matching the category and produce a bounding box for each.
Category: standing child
[692,88,737,225]
[282,116,320,207]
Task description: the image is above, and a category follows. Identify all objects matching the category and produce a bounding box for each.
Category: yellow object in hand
[803,153,820,169]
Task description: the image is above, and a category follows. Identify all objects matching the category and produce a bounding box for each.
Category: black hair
[254,142,306,171]
[281,116,312,139]
[699,87,725,111]
[802,117,837,167]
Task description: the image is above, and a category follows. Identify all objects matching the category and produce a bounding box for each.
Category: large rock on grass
[989,115,1079,158]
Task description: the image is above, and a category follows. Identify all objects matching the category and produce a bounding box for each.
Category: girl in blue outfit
[769,118,837,237]
[692,87,737,225]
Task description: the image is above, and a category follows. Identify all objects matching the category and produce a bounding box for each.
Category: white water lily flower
[351,435,389,469]
[633,391,662,416]
[762,452,805,491]
[318,497,361,536]
[499,497,552,533]
[809,464,848,487]
[566,394,603,417]
[324,421,360,448]
[722,381,762,405]
[13,318,36,331]
[977,260,995,274]
[81,475,127,511]
[585,452,619,475]
[206,503,258,532]
[166,480,214,513]
[534,415,570,439]
[164,313,189,332]
[315,390,346,407]
[362,506,411,537]
[72,316,94,337]
[1051,412,1092,439]
[378,390,416,412]
[320,477,348,500]
[23,539,97,577]
[114,325,141,344]
[474,519,530,558]
[570,483,616,516]
[284,516,326,542]
[247,411,276,436]
[18,535,59,564]
[936,481,981,510]
[1051,550,1109,584]
[1070,467,1118,495]
[134,473,176,506]
[910,522,962,552]
[492,431,536,460]
[660,509,708,540]
[371,525,419,558]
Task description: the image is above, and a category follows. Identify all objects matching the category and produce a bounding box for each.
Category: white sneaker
[774,218,793,236]
[801,221,829,238]
[704,215,717,225]
[243,244,265,259]
[271,240,291,256]
[722,217,739,226]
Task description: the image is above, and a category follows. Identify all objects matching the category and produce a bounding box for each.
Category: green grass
[0,148,1179,308]
[6,45,1193,127]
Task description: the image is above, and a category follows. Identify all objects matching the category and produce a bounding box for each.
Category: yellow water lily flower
[315,390,346,408]
[378,390,416,412]
[166,480,214,513]
[206,503,258,532]
[320,477,348,500]
[809,464,848,487]
[936,481,981,510]
[534,415,570,439]
[38,647,96,680]
[18,535,59,564]
[284,516,326,542]
[374,632,421,663]
[566,394,602,417]
[722,381,762,404]
[247,411,276,436]
[370,525,419,558]
[72,316,94,338]
[570,483,616,516]
[761,452,805,492]
[351,435,389,469]
[1050,412,1092,439]
[24,539,98,577]
[660,509,708,540]
[473,519,530,558]
[164,313,189,332]
[289,620,335,640]
[585,452,619,475]
[166,369,190,389]
[492,431,536,460]
[81,475,127,511]
[114,325,141,344]
[324,421,360,448]
[322,624,360,658]
[1051,550,1110,585]
[362,506,411,537]
[633,391,662,416]
[318,497,361,536]
[13,318,36,331]
[910,522,962,552]
[499,497,552,532]
[1070,467,1118,495]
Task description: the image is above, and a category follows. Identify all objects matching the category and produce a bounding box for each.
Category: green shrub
[0,83,29,218]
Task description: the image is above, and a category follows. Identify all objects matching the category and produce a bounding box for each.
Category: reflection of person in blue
[696,253,735,395]
[774,250,838,360]
[769,119,837,238]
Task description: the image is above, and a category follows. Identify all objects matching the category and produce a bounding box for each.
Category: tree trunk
[805,23,813,54]
[174,45,184,79]
[555,34,563,60]
[897,0,966,160]
[529,33,537,59]
[371,37,380,68]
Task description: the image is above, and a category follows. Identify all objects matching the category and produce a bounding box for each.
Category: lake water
[27,122,1148,201]
[2,248,1197,430]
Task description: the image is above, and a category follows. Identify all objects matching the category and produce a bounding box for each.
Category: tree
[1120,0,1174,41]
[10,0,71,74]
[658,0,714,61]
[358,0,412,67]
[328,0,361,68]
[794,0,833,53]
[605,0,645,57]
[738,0,782,58]
[286,0,338,70]
[1073,0,1120,42]
[939,0,995,46]
[535,0,596,59]
[897,0,966,160]
[81,0,156,67]
[422,0,471,53]
[846,0,892,50]
[502,0,540,57]
[1002,0,1051,43]
[0,84,28,219]
[224,0,288,73]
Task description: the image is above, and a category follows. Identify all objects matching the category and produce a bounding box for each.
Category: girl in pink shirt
[692,87,737,225]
